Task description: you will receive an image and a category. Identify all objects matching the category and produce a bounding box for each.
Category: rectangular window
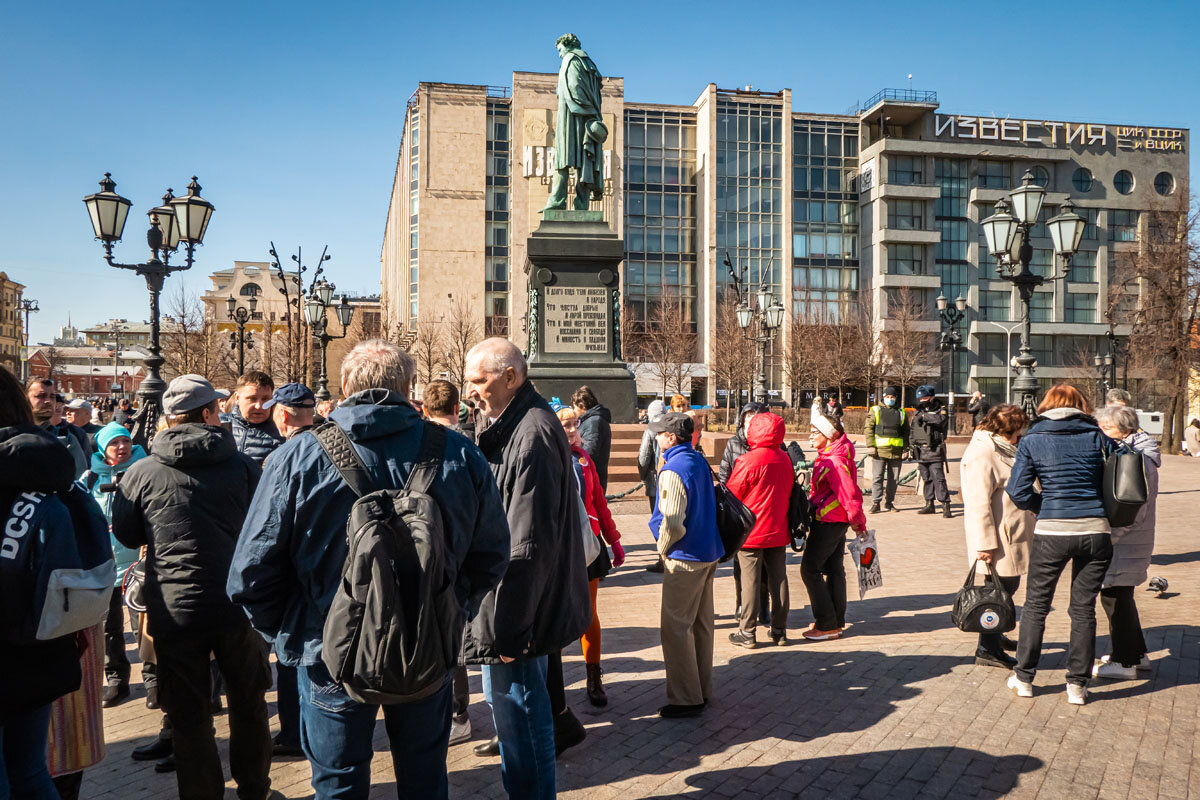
[888,199,923,230]
[889,156,922,185]
[981,290,1010,321]
[1031,248,1054,277]
[977,160,1010,189]
[1070,249,1097,283]
[1077,207,1099,241]
[1109,209,1138,242]
[887,244,925,275]
[1030,291,1053,323]
[1065,292,1096,323]
[885,287,933,319]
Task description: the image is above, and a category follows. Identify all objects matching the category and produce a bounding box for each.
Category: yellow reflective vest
[869,406,907,449]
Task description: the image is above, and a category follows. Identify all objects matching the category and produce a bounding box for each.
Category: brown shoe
[801,626,842,641]
[585,663,608,707]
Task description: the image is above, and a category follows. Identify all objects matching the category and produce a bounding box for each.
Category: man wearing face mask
[911,384,952,518]
[864,386,908,514]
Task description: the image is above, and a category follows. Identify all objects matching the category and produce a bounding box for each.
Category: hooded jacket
[1104,430,1160,588]
[228,390,509,668]
[43,420,90,479]
[81,445,149,586]
[229,404,284,466]
[910,397,948,463]
[1006,407,1116,520]
[809,434,866,530]
[718,402,768,483]
[726,414,793,549]
[578,404,613,489]
[112,424,261,639]
[465,380,592,663]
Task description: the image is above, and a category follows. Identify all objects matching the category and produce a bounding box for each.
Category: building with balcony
[0,272,25,376]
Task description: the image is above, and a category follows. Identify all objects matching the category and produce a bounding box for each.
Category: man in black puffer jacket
[227,371,284,466]
[113,374,271,800]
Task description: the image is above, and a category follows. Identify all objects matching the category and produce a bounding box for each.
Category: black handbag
[951,560,1016,634]
[710,469,756,563]
[1103,445,1148,528]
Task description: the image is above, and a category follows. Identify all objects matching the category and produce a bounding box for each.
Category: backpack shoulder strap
[313,423,375,499]
[405,422,447,495]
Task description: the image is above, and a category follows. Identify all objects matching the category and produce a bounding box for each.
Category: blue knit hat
[96,421,132,453]
[915,384,936,400]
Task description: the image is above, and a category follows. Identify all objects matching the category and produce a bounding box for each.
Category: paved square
[92,446,1199,799]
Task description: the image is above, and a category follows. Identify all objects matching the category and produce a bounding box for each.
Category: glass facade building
[485,100,511,336]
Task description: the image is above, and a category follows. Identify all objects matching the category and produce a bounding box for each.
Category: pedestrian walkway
[94,447,1200,799]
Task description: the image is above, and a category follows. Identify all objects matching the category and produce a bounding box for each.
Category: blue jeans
[297,662,452,800]
[0,704,58,800]
[482,658,555,800]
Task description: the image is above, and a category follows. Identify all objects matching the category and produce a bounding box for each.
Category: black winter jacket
[968,396,991,427]
[229,405,284,466]
[113,424,260,639]
[465,381,592,663]
[578,405,613,489]
[910,398,948,463]
[718,403,769,483]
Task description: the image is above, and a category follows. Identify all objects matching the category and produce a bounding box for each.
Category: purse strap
[964,558,1002,589]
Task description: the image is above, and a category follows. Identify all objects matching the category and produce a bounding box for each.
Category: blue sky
[3,0,1196,344]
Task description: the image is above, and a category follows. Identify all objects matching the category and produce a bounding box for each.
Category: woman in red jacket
[802,410,867,641]
[726,413,795,648]
[556,407,626,707]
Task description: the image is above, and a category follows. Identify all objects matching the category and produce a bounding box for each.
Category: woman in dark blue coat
[1005,384,1115,706]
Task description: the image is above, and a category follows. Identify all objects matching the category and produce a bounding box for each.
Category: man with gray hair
[229,338,511,800]
[463,337,592,799]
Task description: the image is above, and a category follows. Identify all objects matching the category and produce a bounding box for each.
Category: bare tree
[407,311,445,389]
[882,285,939,406]
[42,346,62,383]
[444,296,483,392]
[784,302,825,408]
[710,291,756,416]
[626,291,697,400]
[161,283,209,379]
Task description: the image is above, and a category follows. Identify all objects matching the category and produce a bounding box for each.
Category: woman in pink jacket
[802,410,867,641]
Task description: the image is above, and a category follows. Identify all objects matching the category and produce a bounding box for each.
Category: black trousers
[546,650,566,716]
[800,521,848,631]
[452,665,469,723]
[1100,585,1147,667]
[104,586,131,685]
[979,575,1021,652]
[155,622,273,800]
[275,663,300,746]
[918,461,950,503]
[1015,533,1112,686]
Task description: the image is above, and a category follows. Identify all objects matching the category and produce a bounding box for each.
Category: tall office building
[381,76,1188,406]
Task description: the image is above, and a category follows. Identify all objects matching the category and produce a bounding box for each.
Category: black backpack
[786,442,811,552]
[314,422,459,705]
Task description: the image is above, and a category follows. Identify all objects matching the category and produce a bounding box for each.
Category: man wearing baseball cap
[265,382,317,443]
[647,411,722,719]
[66,397,102,451]
[112,374,271,800]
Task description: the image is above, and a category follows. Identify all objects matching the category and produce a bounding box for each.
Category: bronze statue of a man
[543,33,607,212]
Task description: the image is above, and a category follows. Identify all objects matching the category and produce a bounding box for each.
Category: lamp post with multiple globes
[304,278,355,402]
[936,293,967,433]
[725,253,785,405]
[226,290,258,376]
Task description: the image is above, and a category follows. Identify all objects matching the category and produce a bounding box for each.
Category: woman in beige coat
[960,404,1035,668]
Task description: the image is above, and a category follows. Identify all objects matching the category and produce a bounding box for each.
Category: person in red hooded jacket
[726,413,794,648]
[801,410,867,641]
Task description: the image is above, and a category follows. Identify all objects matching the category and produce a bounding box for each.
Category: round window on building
[1154,171,1175,196]
[1030,166,1050,187]
[1114,170,1134,195]
[1072,167,1093,193]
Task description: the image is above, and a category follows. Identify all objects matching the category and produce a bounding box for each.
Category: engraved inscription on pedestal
[544,286,609,354]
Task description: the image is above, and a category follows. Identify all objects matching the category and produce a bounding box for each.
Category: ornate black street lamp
[937,293,967,433]
[304,278,355,401]
[83,173,213,444]
[981,171,1085,418]
[226,290,258,375]
[17,297,38,381]
[726,254,784,405]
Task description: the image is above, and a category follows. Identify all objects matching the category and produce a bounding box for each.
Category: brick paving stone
[87,446,1200,799]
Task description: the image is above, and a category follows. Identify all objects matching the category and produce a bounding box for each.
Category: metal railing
[846,88,938,116]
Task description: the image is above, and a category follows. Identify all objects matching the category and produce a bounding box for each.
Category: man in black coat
[967,391,991,429]
[113,374,271,800]
[910,384,952,518]
[572,385,612,489]
[464,338,592,798]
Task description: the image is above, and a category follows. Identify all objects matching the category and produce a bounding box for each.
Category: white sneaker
[1100,653,1151,672]
[1066,683,1087,705]
[448,717,472,745]
[1092,660,1138,680]
[1007,674,1033,698]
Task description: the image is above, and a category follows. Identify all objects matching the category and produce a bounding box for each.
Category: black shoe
[1001,635,1018,652]
[131,737,173,761]
[869,504,881,514]
[645,560,664,574]
[473,736,500,757]
[770,630,788,646]
[210,695,224,715]
[942,503,953,519]
[553,708,586,757]
[728,630,757,649]
[271,737,304,758]
[917,502,936,515]
[974,646,1018,669]
[884,504,898,513]
[145,685,160,710]
[102,681,130,708]
[154,755,176,774]
[658,703,706,719]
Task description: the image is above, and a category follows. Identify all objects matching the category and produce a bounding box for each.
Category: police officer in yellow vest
[864,385,909,513]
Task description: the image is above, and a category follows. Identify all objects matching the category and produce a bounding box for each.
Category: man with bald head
[463,338,592,798]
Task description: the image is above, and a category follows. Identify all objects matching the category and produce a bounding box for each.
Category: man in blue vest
[648,412,722,719]
[864,386,909,513]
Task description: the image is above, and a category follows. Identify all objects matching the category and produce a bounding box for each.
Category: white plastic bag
[846,529,882,600]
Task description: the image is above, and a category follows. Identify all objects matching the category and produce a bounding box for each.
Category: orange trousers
[581,578,601,664]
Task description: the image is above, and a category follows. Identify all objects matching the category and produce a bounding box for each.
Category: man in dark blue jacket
[228,339,509,800]
[227,371,283,466]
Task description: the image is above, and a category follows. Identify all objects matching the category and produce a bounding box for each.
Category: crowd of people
[0,349,1172,799]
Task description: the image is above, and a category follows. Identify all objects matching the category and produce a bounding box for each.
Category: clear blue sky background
[3,0,1197,344]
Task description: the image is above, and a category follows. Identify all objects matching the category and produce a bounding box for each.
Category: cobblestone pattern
[92,448,1200,799]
